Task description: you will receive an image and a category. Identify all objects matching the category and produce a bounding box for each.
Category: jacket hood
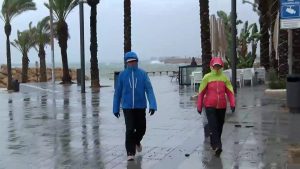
[124,51,139,63]
[209,57,224,67]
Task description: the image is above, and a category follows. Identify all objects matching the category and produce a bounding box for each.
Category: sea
[94,61,180,79]
[12,60,183,80]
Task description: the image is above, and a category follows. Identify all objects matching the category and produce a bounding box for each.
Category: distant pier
[146,70,177,76]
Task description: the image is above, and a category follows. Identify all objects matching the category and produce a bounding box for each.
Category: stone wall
[0,65,89,88]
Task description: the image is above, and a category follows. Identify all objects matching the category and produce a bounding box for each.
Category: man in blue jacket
[113,51,157,161]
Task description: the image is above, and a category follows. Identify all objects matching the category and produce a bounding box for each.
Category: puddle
[235,124,242,128]
[288,144,300,164]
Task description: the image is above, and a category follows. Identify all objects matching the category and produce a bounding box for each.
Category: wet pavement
[0,76,299,169]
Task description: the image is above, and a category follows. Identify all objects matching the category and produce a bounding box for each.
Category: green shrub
[268,68,286,89]
[269,79,286,89]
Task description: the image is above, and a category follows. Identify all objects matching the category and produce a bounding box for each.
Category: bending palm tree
[199,0,211,75]
[33,17,52,82]
[1,0,36,89]
[11,27,35,83]
[87,0,100,88]
[45,0,78,84]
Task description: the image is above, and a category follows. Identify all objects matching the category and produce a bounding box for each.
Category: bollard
[286,75,300,113]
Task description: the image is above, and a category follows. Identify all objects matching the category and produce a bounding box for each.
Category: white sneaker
[136,144,142,152]
[127,155,134,161]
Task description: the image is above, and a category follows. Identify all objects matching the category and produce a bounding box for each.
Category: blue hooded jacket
[113,52,157,114]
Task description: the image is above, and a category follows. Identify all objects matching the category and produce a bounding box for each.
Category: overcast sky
[0,0,258,65]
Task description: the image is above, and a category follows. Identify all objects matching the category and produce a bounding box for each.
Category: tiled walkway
[0,76,298,169]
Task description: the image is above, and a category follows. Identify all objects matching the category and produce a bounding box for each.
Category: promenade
[0,76,299,169]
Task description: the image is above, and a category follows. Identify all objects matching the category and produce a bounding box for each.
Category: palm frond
[11,39,24,54]
[32,16,53,48]
[11,28,36,56]
[11,31,26,54]
[44,2,59,20]
[45,0,78,21]
[37,16,50,32]
[1,0,36,23]
[64,0,79,20]
[13,2,36,19]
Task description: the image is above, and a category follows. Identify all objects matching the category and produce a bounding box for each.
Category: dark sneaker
[127,155,134,161]
[215,148,222,157]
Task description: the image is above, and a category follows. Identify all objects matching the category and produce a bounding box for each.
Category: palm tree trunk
[39,44,47,82]
[251,42,257,67]
[21,52,29,83]
[278,30,288,79]
[199,0,211,75]
[124,0,131,54]
[90,3,100,88]
[270,0,279,71]
[258,0,270,71]
[57,20,72,84]
[5,24,13,90]
[293,29,300,74]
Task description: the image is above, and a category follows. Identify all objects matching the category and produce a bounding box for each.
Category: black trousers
[205,107,226,149]
[123,109,146,156]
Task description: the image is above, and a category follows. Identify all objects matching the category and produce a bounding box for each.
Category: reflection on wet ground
[0,76,299,169]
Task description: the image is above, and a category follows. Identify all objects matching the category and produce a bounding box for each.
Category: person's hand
[231,107,235,113]
[114,112,120,118]
[149,109,155,116]
[197,109,202,115]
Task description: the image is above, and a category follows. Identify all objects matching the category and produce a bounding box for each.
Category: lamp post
[49,0,55,84]
[79,0,85,93]
[231,0,237,93]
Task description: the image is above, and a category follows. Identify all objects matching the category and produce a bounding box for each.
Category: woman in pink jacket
[197,57,235,156]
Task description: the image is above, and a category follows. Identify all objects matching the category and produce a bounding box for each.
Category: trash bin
[286,74,300,113]
[77,69,81,85]
[12,79,19,92]
[114,71,120,89]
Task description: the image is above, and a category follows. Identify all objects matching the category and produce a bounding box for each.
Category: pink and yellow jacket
[197,60,235,111]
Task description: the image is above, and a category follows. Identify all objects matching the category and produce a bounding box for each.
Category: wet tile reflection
[0,78,296,168]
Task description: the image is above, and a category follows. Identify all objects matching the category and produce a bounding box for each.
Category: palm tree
[87,0,100,88]
[258,0,270,71]
[199,0,211,75]
[237,22,260,68]
[45,0,78,84]
[11,26,35,83]
[33,17,52,82]
[1,0,36,89]
[270,0,279,70]
[216,11,243,67]
[245,0,298,74]
[278,30,288,78]
[124,0,131,54]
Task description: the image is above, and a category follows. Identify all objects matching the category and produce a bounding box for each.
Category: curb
[265,89,286,97]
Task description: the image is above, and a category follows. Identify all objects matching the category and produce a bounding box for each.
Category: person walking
[190,57,197,66]
[113,51,157,161]
[197,57,235,156]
